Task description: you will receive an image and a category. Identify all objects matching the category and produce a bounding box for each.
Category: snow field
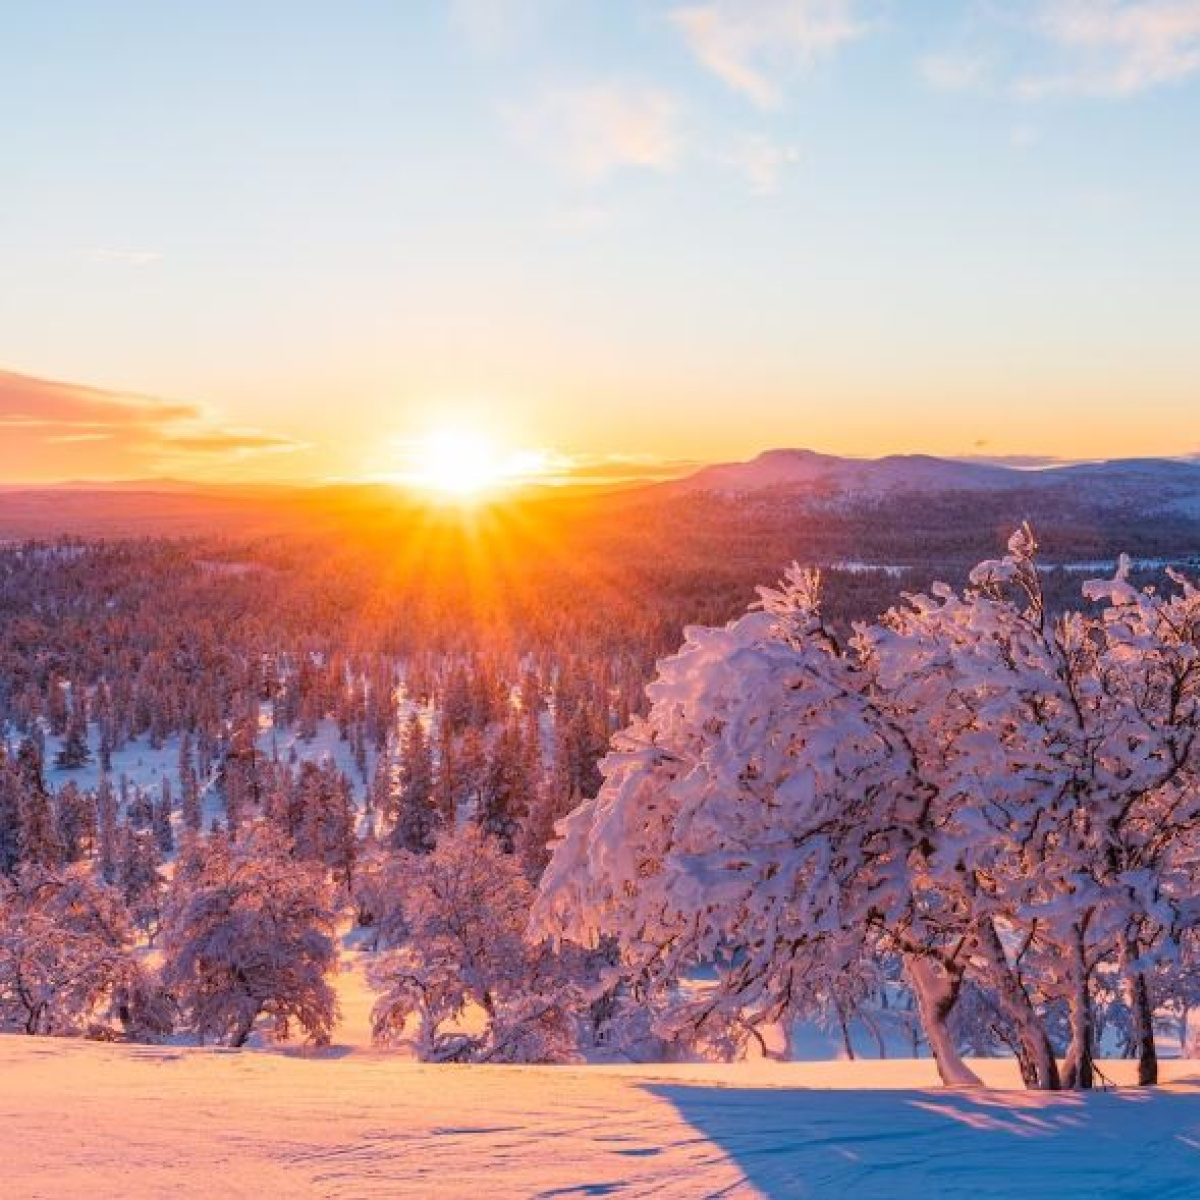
[2,1036,1199,1199]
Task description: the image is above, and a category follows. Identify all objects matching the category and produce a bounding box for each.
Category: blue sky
[1,1,1199,481]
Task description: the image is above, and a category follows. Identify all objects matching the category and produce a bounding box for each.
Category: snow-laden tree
[0,864,141,1036]
[534,530,1200,1088]
[391,711,438,853]
[115,825,166,938]
[532,569,986,1080]
[287,759,358,890]
[371,824,579,1062]
[865,529,1200,1085]
[160,824,339,1047]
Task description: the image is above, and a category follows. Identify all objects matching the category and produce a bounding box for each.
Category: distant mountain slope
[665,448,1200,504]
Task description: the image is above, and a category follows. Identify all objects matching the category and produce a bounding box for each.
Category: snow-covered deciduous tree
[371,824,579,1062]
[0,864,140,1036]
[534,530,1200,1088]
[160,824,339,1047]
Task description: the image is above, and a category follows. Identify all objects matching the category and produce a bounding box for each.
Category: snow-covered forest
[3,523,1200,1090]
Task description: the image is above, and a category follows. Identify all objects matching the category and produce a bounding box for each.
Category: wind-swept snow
[2,1037,1198,1198]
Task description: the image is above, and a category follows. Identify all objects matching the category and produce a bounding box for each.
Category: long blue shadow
[642,1080,1200,1199]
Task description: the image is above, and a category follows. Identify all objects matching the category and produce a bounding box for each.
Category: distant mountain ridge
[666,448,1200,502]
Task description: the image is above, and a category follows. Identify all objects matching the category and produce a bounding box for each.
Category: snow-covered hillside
[2,1036,1198,1198]
[668,448,1020,496]
[664,447,1200,507]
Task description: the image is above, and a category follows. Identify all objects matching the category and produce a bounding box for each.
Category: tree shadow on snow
[642,1081,1200,1200]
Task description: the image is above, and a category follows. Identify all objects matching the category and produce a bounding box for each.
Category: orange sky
[3,4,1199,484]
[2,363,1196,487]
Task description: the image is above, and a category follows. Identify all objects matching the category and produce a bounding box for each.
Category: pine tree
[368,748,394,824]
[153,778,175,855]
[293,760,358,888]
[54,782,96,863]
[478,716,533,853]
[15,739,59,868]
[18,782,59,869]
[55,701,92,770]
[95,776,119,884]
[117,824,165,936]
[391,713,437,853]
[432,721,458,825]
[179,733,202,833]
[0,750,24,876]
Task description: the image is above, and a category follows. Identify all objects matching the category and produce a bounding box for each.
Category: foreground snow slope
[2,1039,1199,1199]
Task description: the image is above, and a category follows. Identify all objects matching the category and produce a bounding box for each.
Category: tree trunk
[1062,929,1094,1090]
[231,1007,259,1048]
[974,918,1060,1090]
[1123,947,1158,1086]
[836,1001,856,1060]
[905,954,982,1088]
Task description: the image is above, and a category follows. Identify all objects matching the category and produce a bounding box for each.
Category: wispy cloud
[720,133,800,195]
[43,432,117,445]
[532,451,704,485]
[1018,0,1200,97]
[0,369,305,480]
[84,247,163,265]
[671,0,873,107]
[503,83,682,181]
[158,431,303,456]
[0,372,200,429]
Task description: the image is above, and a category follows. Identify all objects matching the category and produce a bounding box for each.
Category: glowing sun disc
[415,427,503,496]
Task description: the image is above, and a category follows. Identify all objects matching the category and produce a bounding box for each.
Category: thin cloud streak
[502,83,682,181]
[671,0,874,107]
[0,369,305,481]
[84,248,163,265]
[1018,0,1200,97]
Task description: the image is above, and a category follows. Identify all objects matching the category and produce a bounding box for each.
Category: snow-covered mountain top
[668,448,1200,499]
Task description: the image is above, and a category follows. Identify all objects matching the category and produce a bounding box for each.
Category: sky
[2,0,1199,484]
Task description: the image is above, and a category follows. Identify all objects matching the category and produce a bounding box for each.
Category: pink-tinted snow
[3,1038,1199,1198]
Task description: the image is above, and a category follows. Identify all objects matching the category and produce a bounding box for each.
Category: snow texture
[1,1036,1198,1198]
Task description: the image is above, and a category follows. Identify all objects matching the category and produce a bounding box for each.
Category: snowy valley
[5,486,1200,1197]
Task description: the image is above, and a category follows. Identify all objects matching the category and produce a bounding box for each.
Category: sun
[413,427,506,498]
[384,423,557,500]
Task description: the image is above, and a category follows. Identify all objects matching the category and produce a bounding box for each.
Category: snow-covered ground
[5,892,1200,1197]
[2,1037,1198,1199]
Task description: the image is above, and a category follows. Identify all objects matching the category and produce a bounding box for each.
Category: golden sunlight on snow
[3,1036,1199,1199]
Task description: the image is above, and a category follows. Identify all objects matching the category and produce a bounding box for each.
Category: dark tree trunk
[1127,965,1158,1087]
